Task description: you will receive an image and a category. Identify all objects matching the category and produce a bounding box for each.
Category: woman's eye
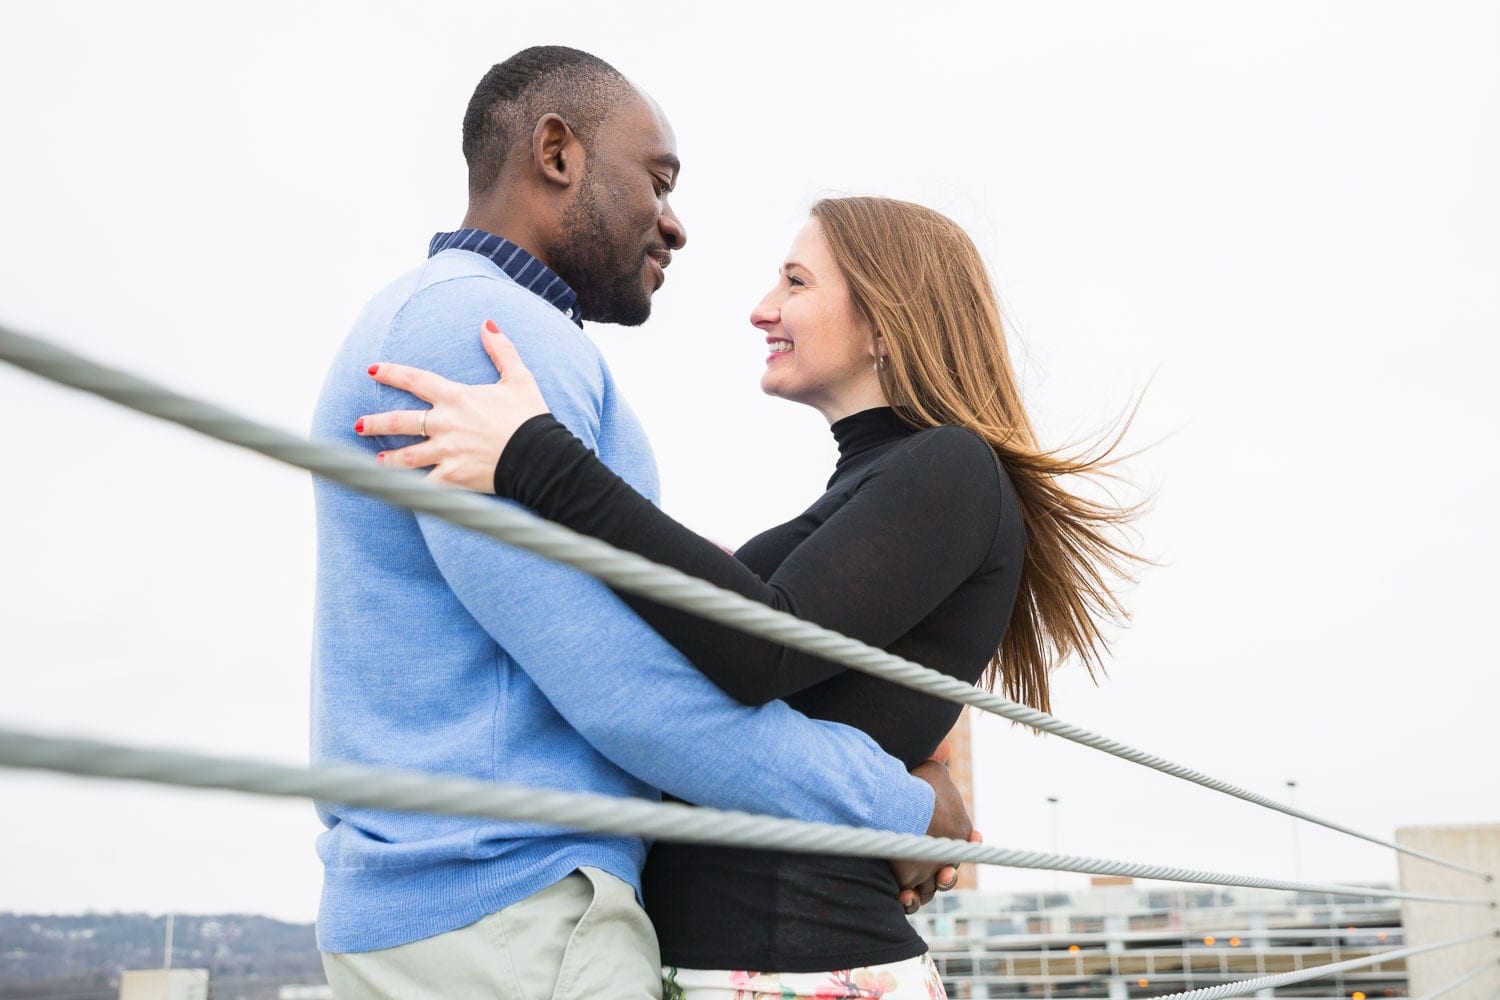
[787,275,806,288]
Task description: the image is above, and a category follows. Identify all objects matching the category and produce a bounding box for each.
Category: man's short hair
[462,46,633,198]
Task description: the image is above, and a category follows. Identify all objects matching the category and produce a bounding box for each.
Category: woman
[357,197,1141,999]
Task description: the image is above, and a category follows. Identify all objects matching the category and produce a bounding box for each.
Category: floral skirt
[663,952,948,999]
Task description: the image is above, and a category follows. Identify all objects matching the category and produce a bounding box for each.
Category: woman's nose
[749,291,778,330]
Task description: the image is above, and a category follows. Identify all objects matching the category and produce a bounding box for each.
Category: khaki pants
[322,867,661,999]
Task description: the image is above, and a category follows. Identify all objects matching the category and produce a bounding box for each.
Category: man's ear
[532,113,583,189]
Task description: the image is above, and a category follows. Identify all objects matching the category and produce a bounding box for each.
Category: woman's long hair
[811,196,1144,715]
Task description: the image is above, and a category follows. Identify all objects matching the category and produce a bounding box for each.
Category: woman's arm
[497,413,1004,704]
[361,322,1005,705]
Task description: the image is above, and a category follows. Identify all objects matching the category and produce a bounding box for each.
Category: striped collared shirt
[429,228,582,328]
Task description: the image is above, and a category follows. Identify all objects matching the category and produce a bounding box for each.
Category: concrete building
[910,878,1414,999]
[1396,824,1500,1000]
[117,968,209,1000]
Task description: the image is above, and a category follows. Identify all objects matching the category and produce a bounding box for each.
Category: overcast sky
[2,2,1496,922]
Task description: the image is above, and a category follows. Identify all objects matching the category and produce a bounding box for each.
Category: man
[311,46,968,998]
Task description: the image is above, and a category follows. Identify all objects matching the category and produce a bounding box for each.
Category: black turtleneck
[495,406,1025,971]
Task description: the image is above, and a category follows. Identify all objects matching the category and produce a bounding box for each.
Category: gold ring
[418,410,428,437]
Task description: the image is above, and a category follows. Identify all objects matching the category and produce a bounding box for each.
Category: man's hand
[891,751,974,914]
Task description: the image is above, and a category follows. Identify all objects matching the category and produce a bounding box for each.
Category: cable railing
[1,321,1495,1000]
[0,726,1490,908]
[1416,950,1500,1000]
[1145,930,1497,1000]
[1,323,1491,886]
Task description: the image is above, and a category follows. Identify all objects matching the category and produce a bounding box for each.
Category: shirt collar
[829,406,918,483]
[429,228,582,328]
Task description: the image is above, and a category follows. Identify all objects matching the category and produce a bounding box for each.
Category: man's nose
[660,204,687,250]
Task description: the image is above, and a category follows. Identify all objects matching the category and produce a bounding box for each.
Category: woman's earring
[874,355,887,373]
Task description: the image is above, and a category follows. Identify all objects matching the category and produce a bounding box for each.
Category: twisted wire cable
[1415,950,1500,1000]
[0,726,1492,907]
[1145,930,1500,1000]
[0,323,1491,883]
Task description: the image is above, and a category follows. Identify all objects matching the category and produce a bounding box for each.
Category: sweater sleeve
[496,413,1003,704]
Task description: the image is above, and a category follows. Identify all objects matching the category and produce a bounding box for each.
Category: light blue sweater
[310,247,935,953]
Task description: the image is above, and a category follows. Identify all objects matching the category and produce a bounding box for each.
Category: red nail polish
[354,418,364,433]
[368,364,379,376]
[483,319,499,334]
[375,452,385,464]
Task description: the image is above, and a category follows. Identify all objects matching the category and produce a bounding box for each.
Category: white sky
[1,2,1496,922]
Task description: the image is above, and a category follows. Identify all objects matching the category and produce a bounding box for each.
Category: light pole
[1286,780,1303,883]
[1047,796,1061,893]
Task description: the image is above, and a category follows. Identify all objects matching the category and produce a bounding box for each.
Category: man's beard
[555,179,654,327]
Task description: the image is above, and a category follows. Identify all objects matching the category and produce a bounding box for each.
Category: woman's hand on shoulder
[355,319,549,494]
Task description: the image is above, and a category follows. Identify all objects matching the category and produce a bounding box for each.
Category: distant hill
[0,913,323,1000]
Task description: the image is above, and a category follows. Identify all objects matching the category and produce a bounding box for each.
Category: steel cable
[0,323,1491,882]
[1146,930,1499,1000]
[0,726,1492,907]
[1414,950,1500,1000]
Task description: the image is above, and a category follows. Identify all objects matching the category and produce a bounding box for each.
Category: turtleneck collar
[829,406,918,480]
